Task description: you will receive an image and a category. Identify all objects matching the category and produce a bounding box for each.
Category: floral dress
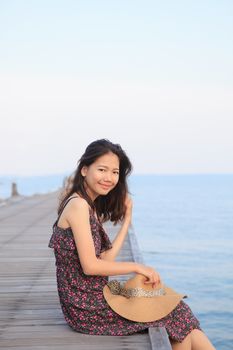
[48,197,201,341]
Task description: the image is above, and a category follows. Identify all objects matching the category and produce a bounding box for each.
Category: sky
[0,0,232,176]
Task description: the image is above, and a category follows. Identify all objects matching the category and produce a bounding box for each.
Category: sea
[0,173,232,349]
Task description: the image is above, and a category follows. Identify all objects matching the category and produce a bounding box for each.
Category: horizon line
[1,172,233,178]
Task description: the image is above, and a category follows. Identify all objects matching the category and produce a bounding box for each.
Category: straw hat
[103,273,186,322]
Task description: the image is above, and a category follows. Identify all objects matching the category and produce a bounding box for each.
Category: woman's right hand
[136,264,161,288]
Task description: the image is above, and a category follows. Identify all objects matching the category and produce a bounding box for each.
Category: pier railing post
[11,182,19,197]
[128,225,172,350]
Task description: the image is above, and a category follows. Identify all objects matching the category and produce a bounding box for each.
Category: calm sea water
[1,174,232,349]
[129,175,233,350]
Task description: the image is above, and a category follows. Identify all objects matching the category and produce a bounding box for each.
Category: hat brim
[103,284,186,322]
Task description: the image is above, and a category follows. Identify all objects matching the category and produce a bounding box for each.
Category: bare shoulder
[65,196,92,221]
[66,196,89,212]
[57,196,90,229]
[65,196,91,227]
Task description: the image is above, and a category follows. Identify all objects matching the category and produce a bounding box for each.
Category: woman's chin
[98,188,112,196]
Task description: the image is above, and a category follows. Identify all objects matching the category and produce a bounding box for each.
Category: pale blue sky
[0,0,232,175]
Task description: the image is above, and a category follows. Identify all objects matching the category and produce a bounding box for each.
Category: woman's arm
[66,197,140,276]
[65,197,160,286]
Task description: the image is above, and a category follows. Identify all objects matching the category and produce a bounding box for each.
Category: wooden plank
[149,328,172,350]
[127,225,171,349]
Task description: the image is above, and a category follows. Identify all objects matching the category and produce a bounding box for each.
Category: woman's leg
[170,334,191,350]
[190,329,216,350]
[170,329,215,350]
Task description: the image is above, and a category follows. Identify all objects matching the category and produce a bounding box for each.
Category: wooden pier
[0,192,171,349]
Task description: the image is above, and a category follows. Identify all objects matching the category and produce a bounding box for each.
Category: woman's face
[81,152,120,201]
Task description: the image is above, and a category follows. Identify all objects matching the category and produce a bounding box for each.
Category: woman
[48,139,215,349]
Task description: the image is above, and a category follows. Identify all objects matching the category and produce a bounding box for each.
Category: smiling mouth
[100,184,112,189]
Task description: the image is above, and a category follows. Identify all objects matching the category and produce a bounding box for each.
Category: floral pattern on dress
[48,209,201,341]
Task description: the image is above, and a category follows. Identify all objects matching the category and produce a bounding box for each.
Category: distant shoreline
[0,189,61,207]
[0,174,65,200]
[1,173,233,201]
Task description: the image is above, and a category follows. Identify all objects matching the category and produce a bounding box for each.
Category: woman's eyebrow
[98,165,119,170]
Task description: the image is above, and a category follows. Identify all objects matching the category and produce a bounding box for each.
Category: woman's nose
[103,172,112,181]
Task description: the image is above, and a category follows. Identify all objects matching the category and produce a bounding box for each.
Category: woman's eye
[99,169,119,175]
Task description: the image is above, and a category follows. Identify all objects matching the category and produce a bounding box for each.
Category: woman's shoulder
[66,194,90,212]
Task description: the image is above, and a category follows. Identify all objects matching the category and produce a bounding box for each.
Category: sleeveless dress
[48,197,201,341]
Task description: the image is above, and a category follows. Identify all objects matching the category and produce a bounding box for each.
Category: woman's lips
[100,184,111,189]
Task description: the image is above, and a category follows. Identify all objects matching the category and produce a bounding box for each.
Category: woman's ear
[81,166,88,177]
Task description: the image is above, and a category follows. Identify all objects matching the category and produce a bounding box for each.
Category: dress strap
[55,196,79,226]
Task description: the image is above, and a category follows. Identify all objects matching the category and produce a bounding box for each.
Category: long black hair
[58,139,133,225]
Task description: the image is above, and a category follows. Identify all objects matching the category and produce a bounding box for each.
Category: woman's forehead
[95,153,119,167]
